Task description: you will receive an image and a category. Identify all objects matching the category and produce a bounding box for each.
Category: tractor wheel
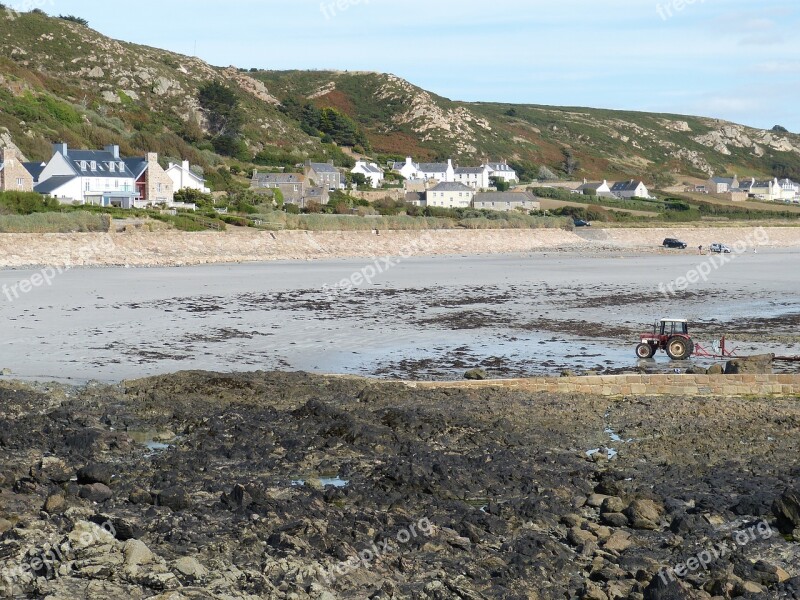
[636,343,655,359]
[666,337,691,360]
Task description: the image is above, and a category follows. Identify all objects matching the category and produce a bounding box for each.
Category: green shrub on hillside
[0,191,59,214]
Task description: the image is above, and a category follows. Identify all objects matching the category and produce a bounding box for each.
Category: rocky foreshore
[0,371,799,599]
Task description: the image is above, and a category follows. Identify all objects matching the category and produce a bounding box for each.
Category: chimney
[53,142,68,157]
[405,156,413,166]
[447,159,453,169]
[0,148,15,164]
[182,160,189,171]
[147,152,158,164]
[328,159,334,166]
[104,144,120,159]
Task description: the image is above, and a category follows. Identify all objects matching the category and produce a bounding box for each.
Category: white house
[417,160,455,183]
[425,182,474,208]
[35,143,139,208]
[610,180,650,199]
[486,162,518,183]
[166,160,210,194]
[778,178,799,201]
[576,179,613,197]
[391,157,419,180]
[454,165,492,190]
[351,160,384,188]
[738,177,783,201]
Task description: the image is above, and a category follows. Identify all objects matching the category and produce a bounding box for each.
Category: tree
[349,173,368,188]
[538,165,557,181]
[198,81,243,139]
[772,125,789,133]
[561,149,579,176]
[490,176,510,192]
[58,14,88,26]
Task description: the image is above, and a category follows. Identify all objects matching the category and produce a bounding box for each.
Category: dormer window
[90,161,97,171]
[118,161,125,172]
[109,162,115,173]
[80,161,87,171]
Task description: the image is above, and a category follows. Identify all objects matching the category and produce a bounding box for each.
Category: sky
[40,0,800,131]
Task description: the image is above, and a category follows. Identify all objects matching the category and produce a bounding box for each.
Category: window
[109,163,115,173]
[90,161,97,171]
[16,178,23,187]
[85,181,90,191]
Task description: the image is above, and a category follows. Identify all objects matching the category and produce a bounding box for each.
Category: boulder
[724,353,774,375]
[79,483,113,503]
[772,487,800,533]
[158,486,191,511]
[600,496,627,514]
[173,556,208,582]
[123,539,154,567]
[0,518,12,534]
[706,364,724,375]
[128,487,153,505]
[464,368,487,381]
[77,463,114,486]
[625,499,663,530]
[43,492,65,513]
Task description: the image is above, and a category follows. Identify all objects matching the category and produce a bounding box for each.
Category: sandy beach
[0,226,798,268]
[1,249,797,383]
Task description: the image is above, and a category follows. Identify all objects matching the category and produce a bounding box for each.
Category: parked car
[662,238,687,249]
[710,243,732,254]
[573,219,591,227]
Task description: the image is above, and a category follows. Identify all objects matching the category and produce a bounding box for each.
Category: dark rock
[706,364,724,375]
[464,368,488,381]
[222,483,252,509]
[158,486,191,511]
[643,575,689,599]
[78,483,112,503]
[601,512,629,527]
[724,354,774,375]
[128,487,153,505]
[773,487,800,533]
[76,463,114,486]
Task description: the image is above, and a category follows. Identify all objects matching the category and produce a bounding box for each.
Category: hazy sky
[45,0,800,131]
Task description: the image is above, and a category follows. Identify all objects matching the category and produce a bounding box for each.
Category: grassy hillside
[1,8,799,190]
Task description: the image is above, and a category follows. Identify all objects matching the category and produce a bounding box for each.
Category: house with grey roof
[417,159,454,183]
[34,143,141,207]
[305,160,342,191]
[251,171,307,205]
[486,162,518,183]
[351,160,384,188]
[707,175,739,194]
[425,181,474,208]
[473,191,540,212]
[454,165,491,190]
[0,148,34,192]
[575,179,613,197]
[610,180,650,199]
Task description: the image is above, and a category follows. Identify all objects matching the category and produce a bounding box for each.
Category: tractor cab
[637,318,694,360]
[655,319,688,337]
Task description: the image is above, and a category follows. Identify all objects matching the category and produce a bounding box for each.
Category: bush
[0,212,109,233]
[0,191,60,215]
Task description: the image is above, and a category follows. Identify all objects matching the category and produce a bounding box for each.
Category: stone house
[0,148,34,192]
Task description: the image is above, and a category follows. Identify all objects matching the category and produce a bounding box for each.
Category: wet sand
[1,249,798,383]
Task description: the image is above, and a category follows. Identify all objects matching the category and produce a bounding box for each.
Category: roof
[123,157,148,179]
[417,162,449,173]
[455,167,486,174]
[252,173,305,185]
[405,192,424,203]
[577,182,606,191]
[487,162,514,171]
[166,163,205,182]
[610,180,644,192]
[23,162,46,181]
[474,191,536,203]
[304,186,327,198]
[34,175,78,194]
[711,176,735,184]
[428,182,474,193]
[307,162,339,174]
[63,149,136,179]
[660,318,687,323]
[392,161,417,170]
[353,162,383,174]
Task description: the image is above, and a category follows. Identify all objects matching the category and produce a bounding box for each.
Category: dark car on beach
[662,238,687,249]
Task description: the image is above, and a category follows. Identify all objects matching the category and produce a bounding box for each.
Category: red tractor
[635,319,695,360]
